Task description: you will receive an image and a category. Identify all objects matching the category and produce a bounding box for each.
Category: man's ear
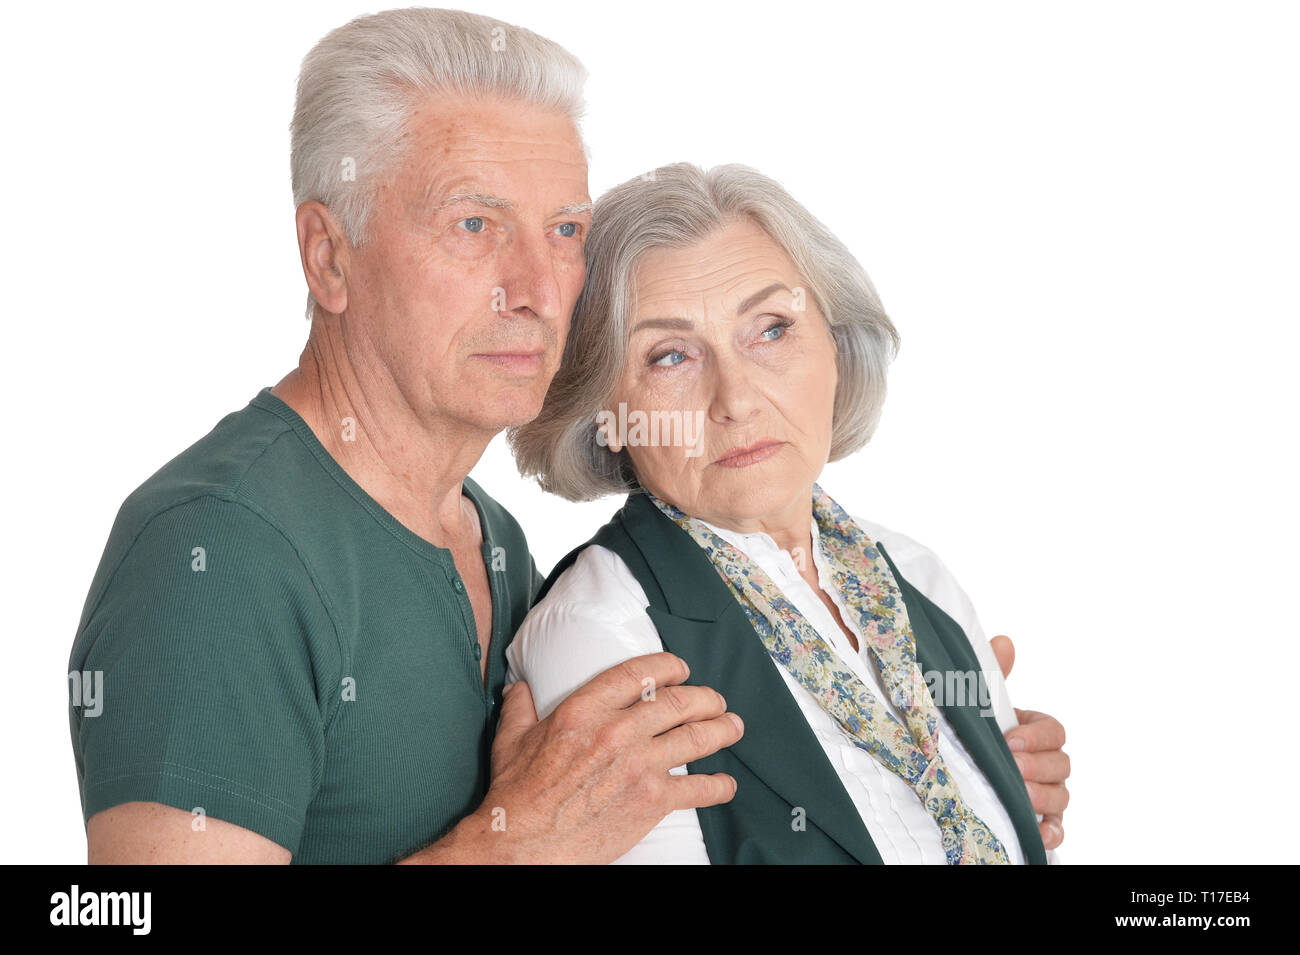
[296,200,350,315]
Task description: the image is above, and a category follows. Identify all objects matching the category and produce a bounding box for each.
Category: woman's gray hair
[290,7,588,316]
[510,161,901,502]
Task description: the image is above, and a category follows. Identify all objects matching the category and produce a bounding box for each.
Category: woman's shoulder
[849,515,985,639]
[853,516,959,586]
[851,512,1018,731]
[532,542,654,624]
[506,542,665,719]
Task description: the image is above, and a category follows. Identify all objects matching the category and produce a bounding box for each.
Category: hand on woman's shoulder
[505,544,664,719]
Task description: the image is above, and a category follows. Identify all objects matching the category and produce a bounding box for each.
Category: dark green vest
[537,491,1047,865]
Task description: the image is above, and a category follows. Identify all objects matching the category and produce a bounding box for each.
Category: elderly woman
[506,162,1065,864]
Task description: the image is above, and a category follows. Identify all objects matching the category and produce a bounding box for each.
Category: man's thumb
[990,634,1015,679]
[495,680,539,747]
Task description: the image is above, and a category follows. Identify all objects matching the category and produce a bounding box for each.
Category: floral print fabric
[645,483,1011,864]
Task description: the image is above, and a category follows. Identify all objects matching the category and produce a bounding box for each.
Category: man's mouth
[472,349,547,375]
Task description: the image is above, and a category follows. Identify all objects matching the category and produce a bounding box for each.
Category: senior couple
[69,7,1069,864]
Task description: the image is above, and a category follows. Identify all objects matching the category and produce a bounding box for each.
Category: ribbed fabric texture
[69,388,539,863]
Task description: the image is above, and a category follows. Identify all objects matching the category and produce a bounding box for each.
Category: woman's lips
[713,440,784,468]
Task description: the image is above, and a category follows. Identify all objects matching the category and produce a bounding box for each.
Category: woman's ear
[594,409,623,453]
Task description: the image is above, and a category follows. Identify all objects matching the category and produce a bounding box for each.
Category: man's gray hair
[290,7,588,316]
[509,162,901,502]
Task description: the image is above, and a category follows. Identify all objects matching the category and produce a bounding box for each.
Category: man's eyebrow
[736,282,791,315]
[434,192,517,211]
[426,193,593,217]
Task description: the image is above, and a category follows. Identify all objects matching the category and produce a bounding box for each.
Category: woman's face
[607,217,838,529]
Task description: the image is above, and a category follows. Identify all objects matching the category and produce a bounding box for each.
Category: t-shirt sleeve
[529,554,545,606]
[69,494,337,856]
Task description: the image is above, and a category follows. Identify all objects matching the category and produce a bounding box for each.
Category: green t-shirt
[68,387,542,863]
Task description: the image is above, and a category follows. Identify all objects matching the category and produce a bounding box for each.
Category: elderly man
[68,8,1068,864]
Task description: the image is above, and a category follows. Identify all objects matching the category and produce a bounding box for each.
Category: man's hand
[402,652,743,864]
[989,634,1070,851]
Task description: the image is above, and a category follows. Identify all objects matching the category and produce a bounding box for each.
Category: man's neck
[271,323,494,550]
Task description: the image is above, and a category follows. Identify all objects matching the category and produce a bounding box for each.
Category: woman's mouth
[713,440,785,468]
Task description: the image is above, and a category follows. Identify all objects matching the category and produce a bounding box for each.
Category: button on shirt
[506,512,1059,865]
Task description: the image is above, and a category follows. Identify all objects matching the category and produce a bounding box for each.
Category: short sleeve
[529,554,545,606]
[69,494,338,856]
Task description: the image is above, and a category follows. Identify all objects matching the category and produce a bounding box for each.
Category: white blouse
[505,512,1059,865]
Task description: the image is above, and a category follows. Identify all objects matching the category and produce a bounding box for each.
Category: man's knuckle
[613,658,647,687]
[659,685,689,716]
[689,719,717,753]
[592,718,627,756]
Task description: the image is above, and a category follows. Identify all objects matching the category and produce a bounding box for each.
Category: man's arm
[72,496,335,864]
[88,652,739,866]
[88,802,291,864]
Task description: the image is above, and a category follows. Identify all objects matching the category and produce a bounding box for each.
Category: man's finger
[1011,749,1071,784]
[653,711,745,769]
[989,634,1014,679]
[1024,780,1070,816]
[569,652,692,709]
[1005,709,1066,752]
[667,771,739,811]
[1040,813,1064,850]
[629,683,731,737]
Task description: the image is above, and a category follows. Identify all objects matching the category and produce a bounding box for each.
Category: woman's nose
[707,356,763,425]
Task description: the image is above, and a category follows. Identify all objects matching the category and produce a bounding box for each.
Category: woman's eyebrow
[631,283,792,333]
[736,282,791,314]
[631,317,693,333]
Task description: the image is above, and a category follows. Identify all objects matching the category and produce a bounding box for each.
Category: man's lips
[472,349,546,373]
[713,440,785,468]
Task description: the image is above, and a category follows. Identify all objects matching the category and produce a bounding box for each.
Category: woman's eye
[458,216,485,233]
[555,222,579,238]
[649,349,687,368]
[760,319,793,342]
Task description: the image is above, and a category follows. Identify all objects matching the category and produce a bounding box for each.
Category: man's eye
[458,216,485,233]
[649,349,686,368]
[556,222,579,238]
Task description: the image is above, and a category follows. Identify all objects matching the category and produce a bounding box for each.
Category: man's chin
[457,391,547,432]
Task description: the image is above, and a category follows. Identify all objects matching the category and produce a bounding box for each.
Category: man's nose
[498,231,563,322]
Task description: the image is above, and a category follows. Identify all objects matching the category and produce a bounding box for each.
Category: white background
[2,0,1296,864]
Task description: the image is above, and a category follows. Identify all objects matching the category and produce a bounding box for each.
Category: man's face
[345,92,590,432]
